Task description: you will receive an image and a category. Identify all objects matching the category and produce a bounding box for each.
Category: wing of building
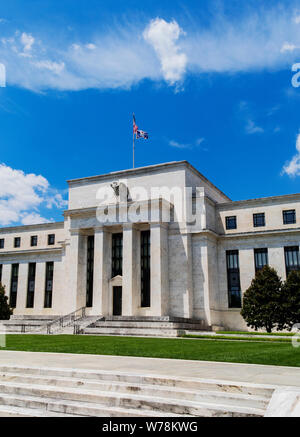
[0,160,300,332]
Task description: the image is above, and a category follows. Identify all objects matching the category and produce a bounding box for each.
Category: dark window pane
[44,262,54,308]
[285,246,300,277]
[0,239,4,249]
[226,250,241,308]
[86,236,94,307]
[141,230,151,307]
[283,210,296,225]
[253,213,265,227]
[48,234,55,245]
[112,233,123,277]
[26,263,36,308]
[14,237,21,248]
[254,248,268,272]
[10,263,19,308]
[226,216,237,230]
[31,236,38,247]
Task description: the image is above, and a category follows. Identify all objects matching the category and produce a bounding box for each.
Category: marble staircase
[0,365,274,417]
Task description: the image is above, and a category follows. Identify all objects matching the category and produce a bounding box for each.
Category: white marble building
[0,160,300,331]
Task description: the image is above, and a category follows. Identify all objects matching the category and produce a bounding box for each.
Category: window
[253,213,265,227]
[226,250,241,308]
[0,264,2,283]
[141,230,151,308]
[284,246,300,277]
[283,210,296,225]
[30,236,38,247]
[112,233,123,277]
[226,216,237,230]
[0,239,4,249]
[10,263,19,308]
[44,262,54,308]
[14,237,21,248]
[26,263,36,308]
[48,234,55,245]
[86,236,94,308]
[254,248,268,272]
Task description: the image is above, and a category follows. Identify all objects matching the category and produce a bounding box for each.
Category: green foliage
[279,270,300,330]
[241,266,282,333]
[0,283,13,320]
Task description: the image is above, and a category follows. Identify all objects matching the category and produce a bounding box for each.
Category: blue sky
[1,0,300,225]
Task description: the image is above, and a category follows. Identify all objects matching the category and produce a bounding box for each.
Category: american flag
[133,114,149,140]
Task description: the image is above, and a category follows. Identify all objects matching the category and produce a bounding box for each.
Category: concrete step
[0,365,275,397]
[0,403,79,417]
[84,327,180,337]
[92,321,204,330]
[0,392,186,417]
[0,380,266,416]
[0,372,269,409]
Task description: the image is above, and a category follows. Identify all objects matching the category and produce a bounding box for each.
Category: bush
[241,266,282,332]
[278,270,300,331]
[0,283,13,320]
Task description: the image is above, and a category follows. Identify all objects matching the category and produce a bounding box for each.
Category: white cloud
[1,8,300,92]
[143,18,187,85]
[282,131,300,177]
[245,119,264,134]
[280,42,297,53]
[20,32,35,52]
[0,163,67,226]
[169,137,205,149]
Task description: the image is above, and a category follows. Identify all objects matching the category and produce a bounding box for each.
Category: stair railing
[46,307,86,335]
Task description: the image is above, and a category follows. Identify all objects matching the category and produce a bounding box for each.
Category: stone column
[122,224,140,316]
[93,227,111,316]
[1,264,11,299]
[68,230,87,313]
[181,232,194,319]
[150,223,169,316]
[34,262,46,312]
[15,263,28,312]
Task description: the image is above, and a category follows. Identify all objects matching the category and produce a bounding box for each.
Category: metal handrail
[46,307,86,334]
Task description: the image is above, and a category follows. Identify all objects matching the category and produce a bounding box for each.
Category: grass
[218,331,294,337]
[182,334,292,343]
[1,334,300,367]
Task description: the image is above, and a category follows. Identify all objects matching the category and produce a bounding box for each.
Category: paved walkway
[0,350,300,387]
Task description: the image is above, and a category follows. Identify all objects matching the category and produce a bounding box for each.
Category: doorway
[113,286,122,316]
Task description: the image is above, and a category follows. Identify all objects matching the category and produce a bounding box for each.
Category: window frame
[253,213,265,228]
[283,210,296,225]
[284,246,300,277]
[14,237,21,248]
[225,216,237,230]
[0,238,4,249]
[30,235,38,247]
[226,250,242,308]
[254,248,269,272]
[47,234,55,246]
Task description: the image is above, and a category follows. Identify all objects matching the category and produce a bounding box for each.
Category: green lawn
[1,334,300,367]
[218,331,294,337]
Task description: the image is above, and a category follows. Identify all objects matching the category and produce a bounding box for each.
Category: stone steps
[0,365,273,417]
[92,321,203,329]
[84,327,181,337]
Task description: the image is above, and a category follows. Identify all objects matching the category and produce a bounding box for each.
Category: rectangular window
[30,236,38,247]
[226,250,241,308]
[44,262,54,308]
[141,230,151,308]
[112,233,123,277]
[26,263,36,308]
[283,210,296,225]
[0,264,2,283]
[14,237,21,248]
[86,236,94,308]
[10,263,19,308]
[254,248,268,272]
[225,216,237,230]
[284,246,300,277]
[253,213,265,227]
[48,234,55,245]
[0,239,4,249]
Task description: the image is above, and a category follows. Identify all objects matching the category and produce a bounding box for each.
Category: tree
[278,270,300,331]
[241,266,282,333]
[0,283,12,320]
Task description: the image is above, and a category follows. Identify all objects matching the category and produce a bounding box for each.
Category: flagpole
[133,130,135,169]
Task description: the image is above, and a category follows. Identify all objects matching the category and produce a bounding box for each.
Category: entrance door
[113,286,122,316]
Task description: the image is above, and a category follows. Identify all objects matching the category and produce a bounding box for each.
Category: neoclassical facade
[0,160,300,331]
